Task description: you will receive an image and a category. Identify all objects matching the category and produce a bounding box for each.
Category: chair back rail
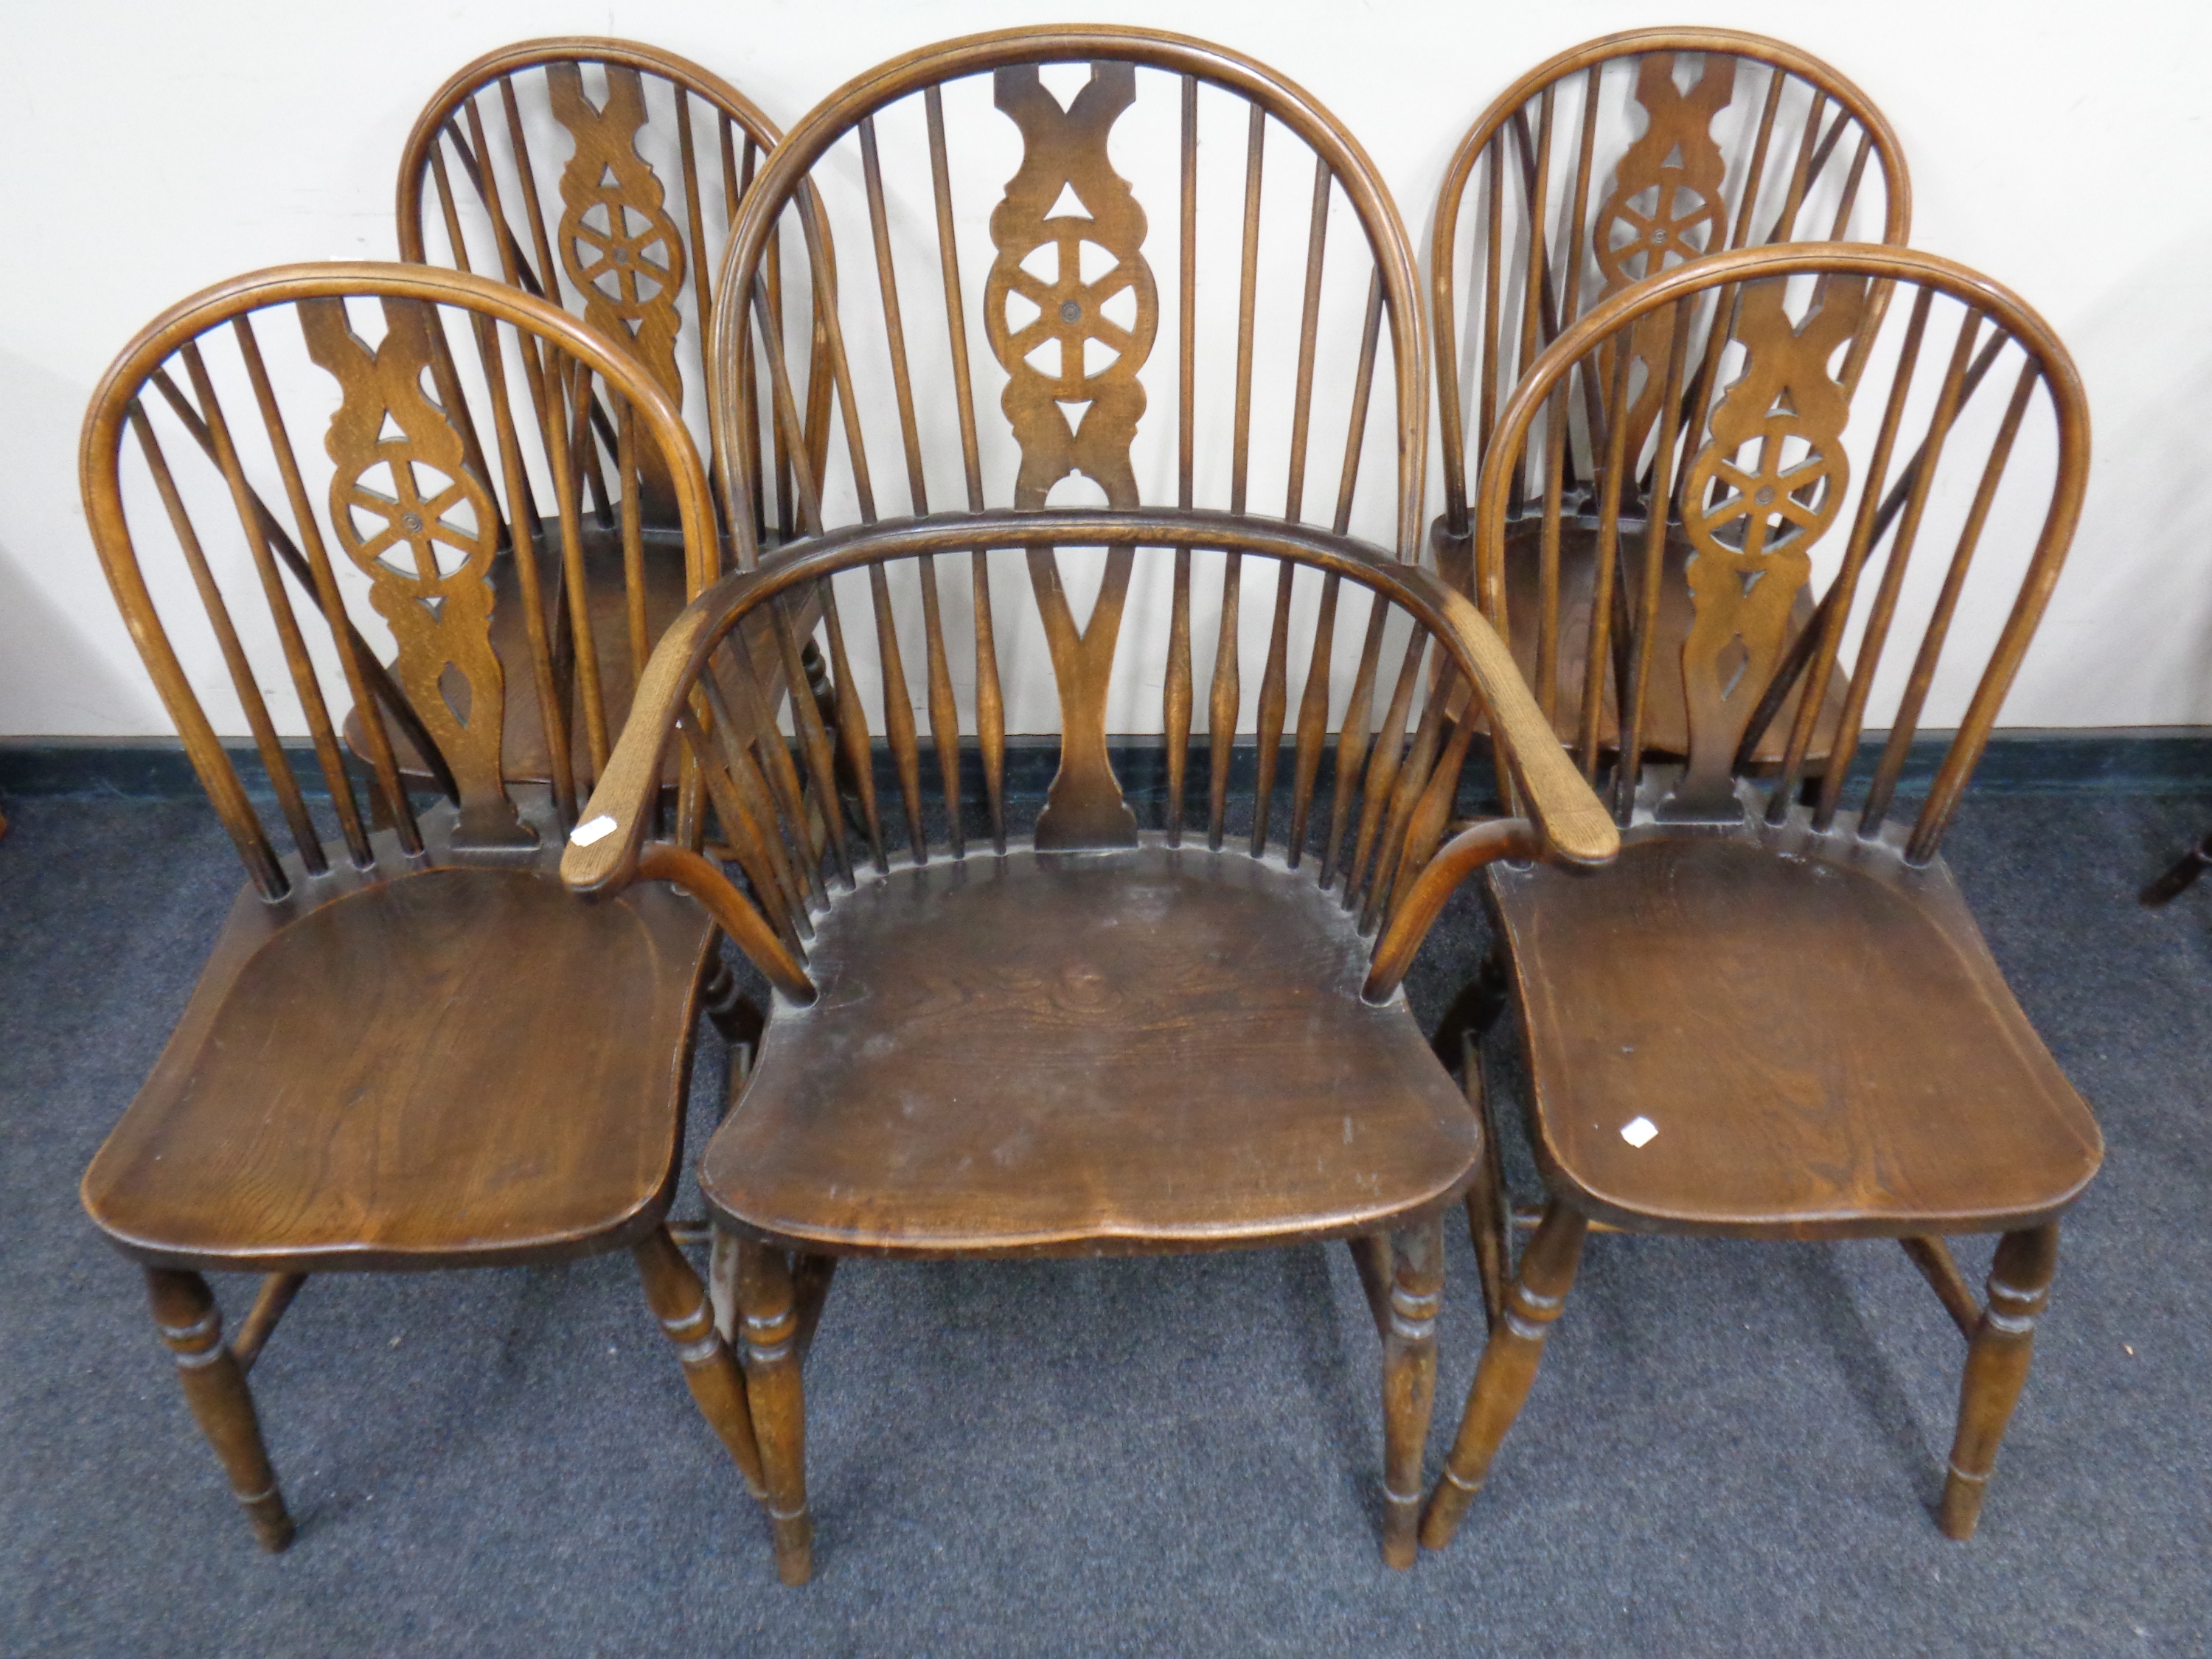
[1433,29,1910,553]
[1477,243,2089,862]
[80,263,716,898]
[397,38,793,552]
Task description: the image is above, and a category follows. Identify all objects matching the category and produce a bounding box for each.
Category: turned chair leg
[144,1267,293,1552]
[700,958,765,1051]
[1419,1199,1588,1551]
[708,1032,757,1345]
[734,1239,813,1585]
[1429,944,1510,1071]
[1938,1221,2060,1540]
[1434,951,1513,1332]
[633,1226,768,1502]
[1379,1211,1444,1569]
[1459,1030,1509,1333]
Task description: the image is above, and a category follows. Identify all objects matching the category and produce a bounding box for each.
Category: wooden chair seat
[700,845,1482,1257]
[82,841,714,1271]
[1490,829,2102,1238]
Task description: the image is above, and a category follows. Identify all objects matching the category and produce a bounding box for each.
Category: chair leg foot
[1378,1211,1444,1570]
[768,1510,814,1587]
[736,1240,813,1585]
[1937,1222,2059,1540]
[145,1267,293,1553]
[1419,1200,1587,1552]
[634,1226,767,1501]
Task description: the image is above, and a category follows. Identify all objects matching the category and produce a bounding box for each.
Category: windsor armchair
[389,39,827,794]
[77,264,767,1554]
[1431,29,1910,773]
[1416,245,2103,1551]
[562,26,1616,1582]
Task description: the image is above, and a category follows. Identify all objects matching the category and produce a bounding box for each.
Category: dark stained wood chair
[1417,243,2104,1552]
[560,25,1618,1582]
[77,263,768,1553]
[390,38,830,796]
[1430,29,1910,771]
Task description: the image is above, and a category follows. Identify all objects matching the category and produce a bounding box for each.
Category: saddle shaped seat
[703,844,1481,1257]
[83,821,714,1272]
[340,524,814,794]
[1491,821,2101,1239]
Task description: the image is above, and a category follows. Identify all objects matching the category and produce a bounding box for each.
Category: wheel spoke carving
[549,64,687,400]
[1593,54,1737,463]
[549,63,687,520]
[300,295,530,846]
[983,63,1161,848]
[1670,273,1868,816]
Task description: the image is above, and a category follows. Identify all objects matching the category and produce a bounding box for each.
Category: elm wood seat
[338,521,673,789]
[707,846,1478,1256]
[1430,29,1909,765]
[78,263,769,1557]
[1495,825,2098,1237]
[1419,245,2103,1554]
[82,824,710,1270]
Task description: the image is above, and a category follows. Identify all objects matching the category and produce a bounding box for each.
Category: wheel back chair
[390,38,834,797]
[1430,29,1910,784]
[1416,243,2103,1552]
[559,25,1617,1582]
[77,263,771,1552]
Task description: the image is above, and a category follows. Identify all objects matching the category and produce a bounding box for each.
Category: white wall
[2,0,2206,736]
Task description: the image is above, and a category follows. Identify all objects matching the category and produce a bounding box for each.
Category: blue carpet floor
[1,790,2205,1657]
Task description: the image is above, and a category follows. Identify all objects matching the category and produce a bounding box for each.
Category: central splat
[985,63,1161,848]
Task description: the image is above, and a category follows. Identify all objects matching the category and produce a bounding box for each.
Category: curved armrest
[1395,564,1618,870]
[636,844,817,1006]
[1357,569,1618,1004]
[559,573,815,1005]
[560,507,1614,1015]
[1362,818,1536,1003]
[560,588,751,895]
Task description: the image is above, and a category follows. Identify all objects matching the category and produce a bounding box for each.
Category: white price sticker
[569,815,619,846]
